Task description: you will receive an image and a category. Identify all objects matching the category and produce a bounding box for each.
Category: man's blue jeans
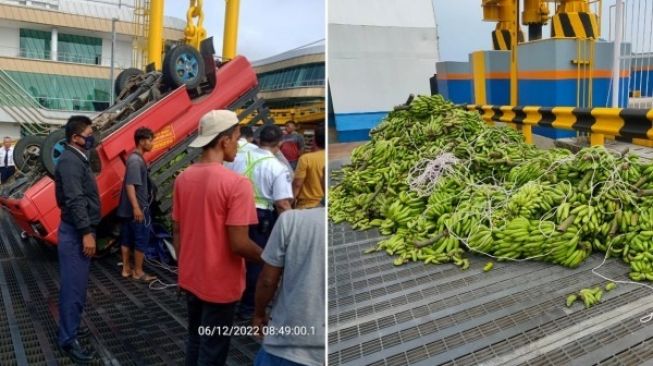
[57,221,92,347]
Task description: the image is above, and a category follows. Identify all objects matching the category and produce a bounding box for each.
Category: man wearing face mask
[54,115,100,363]
[226,124,294,319]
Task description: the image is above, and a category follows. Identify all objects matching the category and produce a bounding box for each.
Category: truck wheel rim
[175,53,198,82]
[52,140,66,165]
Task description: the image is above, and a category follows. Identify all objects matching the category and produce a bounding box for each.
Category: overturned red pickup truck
[0,44,271,246]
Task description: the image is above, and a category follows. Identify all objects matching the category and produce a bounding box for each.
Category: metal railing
[259,79,325,92]
[465,103,653,147]
[0,46,133,68]
[0,69,98,133]
[608,0,653,108]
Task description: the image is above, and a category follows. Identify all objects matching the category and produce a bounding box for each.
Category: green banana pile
[329,94,653,283]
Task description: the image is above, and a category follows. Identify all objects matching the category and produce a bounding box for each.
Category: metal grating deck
[0,209,260,366]
[328,220,653,366]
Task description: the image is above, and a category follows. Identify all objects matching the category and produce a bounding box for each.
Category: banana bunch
[574,147,616,172]
[506,182,566,218]
[618,155,642,184]
[637,164,653,190]
[624,230,653,281]
[408,95,443,117]
[540,226,586,267]
[442,211,480,238]
[566,286,603,308]
[492,217,531,260]
[467,226,493,253]
[424,188,456,219]
[507,160,547,186]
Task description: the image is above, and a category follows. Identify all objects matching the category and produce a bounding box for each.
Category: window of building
[58,34,102,65]
[6,71,110,111]
[19,29,51,60]
[257,62,325,91]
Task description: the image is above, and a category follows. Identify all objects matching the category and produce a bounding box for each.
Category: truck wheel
[163,44,205,90]
[114,68,144,99]
[40,129,67,177]
[89,148,102,174]
[13,135,45,171]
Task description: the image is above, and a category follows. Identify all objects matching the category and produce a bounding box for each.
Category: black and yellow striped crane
[482,0,600,50]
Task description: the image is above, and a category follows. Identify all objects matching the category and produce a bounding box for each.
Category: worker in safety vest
[224,126,256,171]
[236,125,256,152]
[226,124,293,319]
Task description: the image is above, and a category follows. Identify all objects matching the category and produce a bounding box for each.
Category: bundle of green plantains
[329,95,653,282]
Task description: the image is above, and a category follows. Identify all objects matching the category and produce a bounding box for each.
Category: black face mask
[75,134,95,150]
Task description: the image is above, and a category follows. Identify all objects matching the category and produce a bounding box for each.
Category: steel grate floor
[0,210,259,366]
[328,220,653,366]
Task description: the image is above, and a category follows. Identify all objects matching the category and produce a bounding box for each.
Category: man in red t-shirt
[280,121,305,170]
[172,110,262,366]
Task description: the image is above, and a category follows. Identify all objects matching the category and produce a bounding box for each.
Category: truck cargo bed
[0,210,259,365]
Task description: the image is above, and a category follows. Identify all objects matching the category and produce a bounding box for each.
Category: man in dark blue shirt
[54,115,100,363]
[116,127,157,282]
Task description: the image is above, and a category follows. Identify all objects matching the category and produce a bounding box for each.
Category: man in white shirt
[225,124,293,319]
[0,137,15,184]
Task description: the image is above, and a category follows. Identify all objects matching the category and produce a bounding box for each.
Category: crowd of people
[52,111,326,366]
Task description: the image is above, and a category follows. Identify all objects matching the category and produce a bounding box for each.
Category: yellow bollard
[590,133,605,146]
[522,124,533,144]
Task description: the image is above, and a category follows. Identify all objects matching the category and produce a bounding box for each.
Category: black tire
[40,129,67,177]
[114,68,144,99]
[162,44,205,90]
[89,148,102,174]
[13,135,45,171]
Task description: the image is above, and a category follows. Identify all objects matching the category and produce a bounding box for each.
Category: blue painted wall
[486,79,510,105]
[518,77,629,108]
[334,112,389,142]
[438,79,473,104]
[630,70,653,97]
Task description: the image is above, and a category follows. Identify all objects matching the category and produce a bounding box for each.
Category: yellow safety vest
[243,151,275,210]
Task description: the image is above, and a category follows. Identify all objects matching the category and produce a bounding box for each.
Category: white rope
[589,237,653,323]
[144,258,178,291]
[407,153,459,197]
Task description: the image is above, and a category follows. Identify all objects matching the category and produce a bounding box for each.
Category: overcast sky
[433,0,614,61]
[165,0,325,62]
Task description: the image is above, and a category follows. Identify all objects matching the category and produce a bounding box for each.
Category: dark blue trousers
[0,166,15,183]
[239,208,277,316]
[57,221,91,347]
[185,292,236,366]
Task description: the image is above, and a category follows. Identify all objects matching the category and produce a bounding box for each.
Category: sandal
[121,269,133,278]
[132,273,157,282]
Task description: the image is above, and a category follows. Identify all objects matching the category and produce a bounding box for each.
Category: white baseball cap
[189,110,239,148]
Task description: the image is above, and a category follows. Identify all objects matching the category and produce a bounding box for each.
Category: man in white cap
[172,109,263,366]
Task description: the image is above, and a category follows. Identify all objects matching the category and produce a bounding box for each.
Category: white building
[328,0,439,142]
[0,0,185,138]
